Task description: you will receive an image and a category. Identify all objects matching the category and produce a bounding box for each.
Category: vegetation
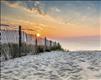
[0,42,63,61]
[0,43,34,60]
[50,43,64,51]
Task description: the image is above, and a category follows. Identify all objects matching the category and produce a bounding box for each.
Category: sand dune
[1,51,101,80]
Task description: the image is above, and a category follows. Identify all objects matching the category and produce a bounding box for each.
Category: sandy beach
[1,51,101,80]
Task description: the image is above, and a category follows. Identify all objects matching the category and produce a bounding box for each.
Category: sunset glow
[37,33,40,37]
[1,1,101,50]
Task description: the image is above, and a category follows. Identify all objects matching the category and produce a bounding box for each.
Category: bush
[0,44,10,60]
[37,45,44,53]
[0,42,63,61]
[46,49,51,52]
[8,43,19,58]
[21,43,34,55]
[0,43,35,61]
[50,43,64,51]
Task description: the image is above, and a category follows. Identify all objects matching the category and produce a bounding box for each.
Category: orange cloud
[1,1,100,40]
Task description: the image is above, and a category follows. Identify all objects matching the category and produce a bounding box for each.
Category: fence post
[54,41,56,50]
[44,37,47,52]
[35,35,37,54]
[50,40,52,50]
[19,25,21,57]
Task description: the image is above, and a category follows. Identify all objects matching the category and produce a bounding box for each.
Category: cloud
[49,7,61,13]
[4,1,46,16]
[2,1,63,25]
[34,1,40,6]
[4,1,20,8]
[55,8,61,12]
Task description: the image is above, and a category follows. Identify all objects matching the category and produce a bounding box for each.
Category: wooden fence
[1,26,58,49]
[0,24,61,61]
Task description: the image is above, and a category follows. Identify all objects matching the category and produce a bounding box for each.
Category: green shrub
[37,45,44,53]
[8,43,19,58]
[0,44,10,60]
[50,43,63,51]
[0,43,35,61]
[0,42,63,61]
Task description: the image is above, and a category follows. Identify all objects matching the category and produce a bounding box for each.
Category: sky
[1,0,101,50]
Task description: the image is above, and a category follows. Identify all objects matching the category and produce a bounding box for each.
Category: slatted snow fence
[0,24,61,61]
